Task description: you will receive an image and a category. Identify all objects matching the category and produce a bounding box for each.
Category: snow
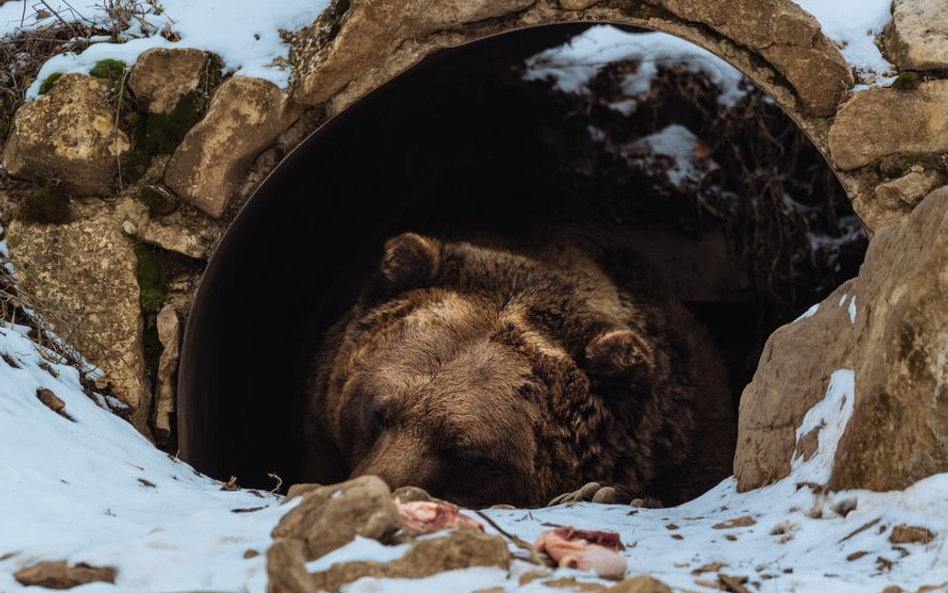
[837,294,858,324]
[630,125,705,188]
[0,0,330,100]
[306,537,411,573]
[793,0,895,85]
[524,26,750,111]
[0,322,292,592]
[794,303,820,323]
[791,369,856,484]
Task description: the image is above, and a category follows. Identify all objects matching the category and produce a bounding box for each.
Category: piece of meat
[534,527,627,578]
[395,500,484,534]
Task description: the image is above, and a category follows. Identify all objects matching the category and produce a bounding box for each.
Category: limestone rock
[830,187,948,491]
[736,187,948,493]
[129,48,208,114]
[851,170,944,235]
[290,0,536,105]
[606,575,673,593]
[165,77,301,218]
[308,529,511,593]
[2,74,131,196]
[648,0,853,115]
[14,560,116,589]
[284,482,322,502]
[875,170,943,209]
[153,304,180,443]
[114,197,212,260]
[888,525,935,545]
[883,0,948,71]
[7,207,149,430]
[828,81,948,171]
[271,475,401,560]
[266,539,312,593]
[734,281,856,491]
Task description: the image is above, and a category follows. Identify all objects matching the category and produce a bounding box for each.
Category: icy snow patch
[793,0,895,84]
[794,303,820,323]
[306,537,411,573]
[0,0,331,100]
[524,26,749,110]
[630,124,704,187]
[848,295,857,324]
[791,369,856,483]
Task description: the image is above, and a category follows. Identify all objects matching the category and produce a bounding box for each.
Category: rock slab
[736,187,948,493]
[165,76,301,218]
[14,561,115,589]
[828,80,948,171]
[129,48,208,114]
[7,208,149,431]
[734,281,855,491]
[3,74,130,196]
[153,304,180,443]
[830,187,948,491]
[271,475,401,561]
[883,0,948,71]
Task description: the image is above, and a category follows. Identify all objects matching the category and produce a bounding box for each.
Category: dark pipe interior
[178,24,865,488]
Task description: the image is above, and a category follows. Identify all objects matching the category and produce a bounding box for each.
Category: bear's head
[308,233,658,507]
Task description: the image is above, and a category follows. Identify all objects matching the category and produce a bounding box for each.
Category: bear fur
[301,231,735,508]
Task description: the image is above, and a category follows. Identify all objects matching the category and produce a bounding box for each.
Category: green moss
[205,54,224,90]
[138,185,177,216]
[142,315,161,389]
[134,241,177,315]
[121,148,152,184]
[143,92,206,154]
[89,59,126,84]
[891,72,918,91]
[38,72,64,96]
[23,183,70,224]
[89,59,127,96]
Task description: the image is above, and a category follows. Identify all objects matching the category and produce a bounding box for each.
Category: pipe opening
[179,24,866,503]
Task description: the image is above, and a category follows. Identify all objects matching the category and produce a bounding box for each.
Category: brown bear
[300,231,735,508]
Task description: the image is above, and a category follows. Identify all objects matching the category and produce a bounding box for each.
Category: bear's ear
[380,233,441,293]
[584,328,654,391]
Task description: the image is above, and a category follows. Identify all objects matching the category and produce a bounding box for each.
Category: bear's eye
[361,399,389,441]
[439,446,494,468]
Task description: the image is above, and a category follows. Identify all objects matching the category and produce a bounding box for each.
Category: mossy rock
[205,54,225,90]
[144,92,207,154]
[121,149,152,184]
[23,183,70,224]
[133,242,198,386]
[891,72,919,91]
[38,72,64,96]
[134,241,177,315]
[119,91,208,179]
[89,59,126,85]
[138,185,177,216]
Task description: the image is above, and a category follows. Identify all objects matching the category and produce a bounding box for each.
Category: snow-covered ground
[0,0,330,99]
[0,320,292,592]
[1,282,946,592]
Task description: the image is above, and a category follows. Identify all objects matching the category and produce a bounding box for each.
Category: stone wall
[0,0,946,491]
